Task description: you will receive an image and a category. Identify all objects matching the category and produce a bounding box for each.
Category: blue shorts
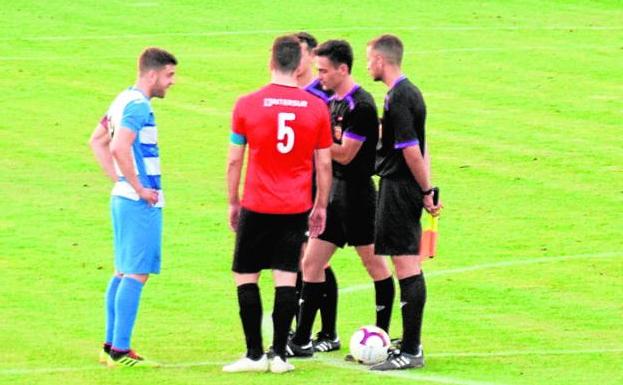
[111,196,162,274]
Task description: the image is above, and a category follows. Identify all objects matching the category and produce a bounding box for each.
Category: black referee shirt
[376,76,427,178]
[329,85,379,181]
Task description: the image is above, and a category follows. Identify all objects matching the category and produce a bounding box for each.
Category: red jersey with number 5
[232,83,332,214]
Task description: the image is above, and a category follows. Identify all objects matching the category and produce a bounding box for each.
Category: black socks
[374,276,395,333]
[237,283,263,359]
[319,267,338,339]
[272,286,297,359]
[399,274,426,355]
[292,281,324,345]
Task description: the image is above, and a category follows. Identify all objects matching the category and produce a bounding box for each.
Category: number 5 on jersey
[277,112,295,154]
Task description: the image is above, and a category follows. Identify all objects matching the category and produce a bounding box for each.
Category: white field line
[1,25,621,42]
[2,250,620,377]
[0,45,618,61]
[161,360,228,368]
[272,250,620,332]
[0,360,228,376]
[127,2,159,7]
[340,251,621,294]
[0,366,105,375]
[2,348,620,377]
[429,348,623,358]
[315,355,508,385]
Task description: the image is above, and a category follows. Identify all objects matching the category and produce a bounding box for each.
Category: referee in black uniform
[365,34,441,371]
[294,32,340,349]
[288,39,394,357]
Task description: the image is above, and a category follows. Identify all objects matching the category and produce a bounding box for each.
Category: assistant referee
[365,34,441,371]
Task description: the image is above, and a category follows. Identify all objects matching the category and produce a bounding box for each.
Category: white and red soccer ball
[348,325,390,364]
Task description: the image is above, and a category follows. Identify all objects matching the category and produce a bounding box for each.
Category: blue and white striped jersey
[105,87,164,207]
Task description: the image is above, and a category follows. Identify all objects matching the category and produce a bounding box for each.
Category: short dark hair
[138,47,177,73]
[272,35,302,73]
[314,39,353,73]
[368,34,403,65]
[295,32,318,52]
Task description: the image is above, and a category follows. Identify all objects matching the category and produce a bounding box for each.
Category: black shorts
[233,208,308,273]
[318,177,376,248]
[375,176,423,256]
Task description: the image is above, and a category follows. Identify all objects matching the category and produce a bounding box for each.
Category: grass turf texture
[1,1,622,384]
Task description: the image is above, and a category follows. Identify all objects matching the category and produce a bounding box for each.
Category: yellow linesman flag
[419,211,439,262]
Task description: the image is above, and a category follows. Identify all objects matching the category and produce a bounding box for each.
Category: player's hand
[423,194,442,217]
[138,187,159,205]
[308,207,326,238]
[229,202,241,232]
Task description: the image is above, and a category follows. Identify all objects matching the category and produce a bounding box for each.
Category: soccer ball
[348,325,390,364]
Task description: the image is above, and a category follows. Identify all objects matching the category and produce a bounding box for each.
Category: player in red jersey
[224,35,332,374]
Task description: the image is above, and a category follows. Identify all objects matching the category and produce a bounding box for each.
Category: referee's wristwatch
[421,187,435,196]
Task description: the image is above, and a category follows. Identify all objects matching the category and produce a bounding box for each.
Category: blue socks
[111,277,144,351]
[104,275,122,344]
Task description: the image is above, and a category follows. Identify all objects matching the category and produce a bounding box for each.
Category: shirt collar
[331,83,360,101]
[390,74,407,90]
[130,86,149,100]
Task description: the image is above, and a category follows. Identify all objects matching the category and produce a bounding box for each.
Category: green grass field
[1,1,622,384]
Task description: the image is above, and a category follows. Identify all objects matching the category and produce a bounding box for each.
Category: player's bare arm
[89,122,117,182]
[402,146,439,216]
[331,136,363,165]
[226,144,246,232]
[309,147,332,237]
[424,143,443,210]
[422,142,442,212]
[423,142,431,181]
[110,127,158,205]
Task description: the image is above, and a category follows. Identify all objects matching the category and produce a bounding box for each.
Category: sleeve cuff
[344,131,367,142]
[394,139,419,149]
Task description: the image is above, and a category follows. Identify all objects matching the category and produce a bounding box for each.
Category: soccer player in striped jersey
[89,47,177,368]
